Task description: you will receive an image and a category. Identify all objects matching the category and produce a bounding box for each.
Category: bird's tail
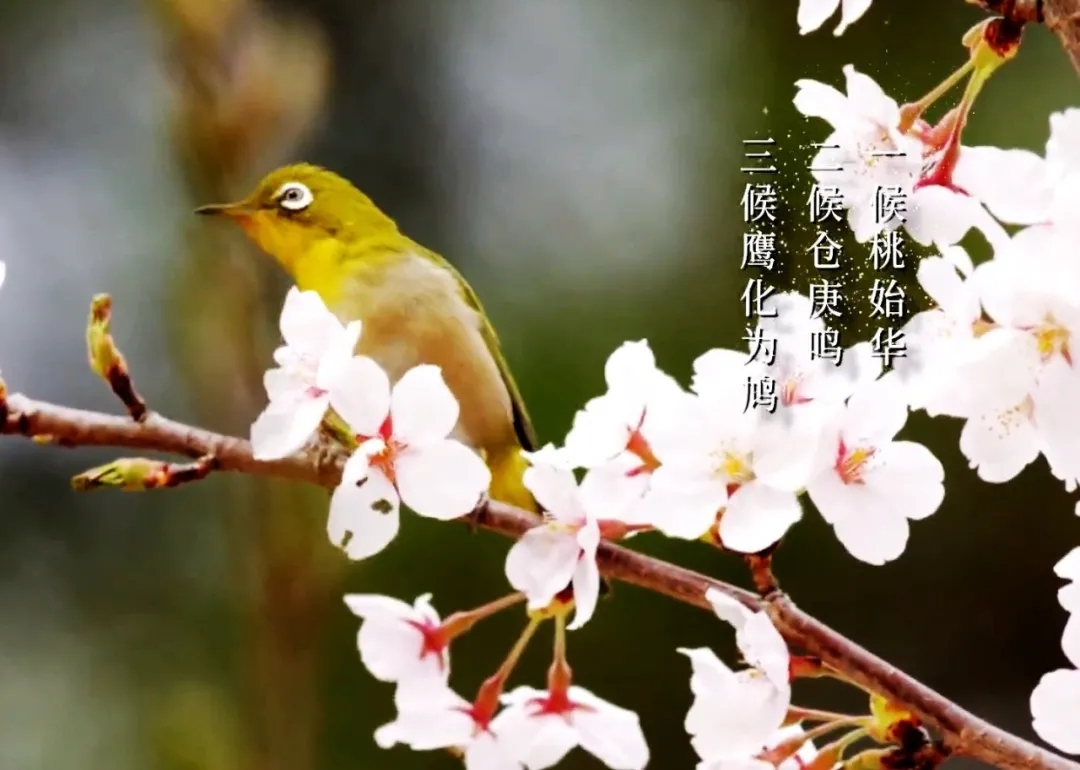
[486,445,538,513]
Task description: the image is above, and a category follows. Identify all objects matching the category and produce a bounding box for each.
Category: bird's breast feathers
[328,251,516,450]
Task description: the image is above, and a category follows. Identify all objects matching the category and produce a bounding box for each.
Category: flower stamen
[835,439,876,485]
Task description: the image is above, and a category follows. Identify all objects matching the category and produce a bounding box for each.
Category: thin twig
[1,392,1077,770]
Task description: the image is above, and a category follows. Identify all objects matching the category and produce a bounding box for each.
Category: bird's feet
[305,432,349,479]
[463,494,490,534]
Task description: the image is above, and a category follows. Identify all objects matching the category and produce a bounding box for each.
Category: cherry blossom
[754,291,881,437]
[944,246,1080,486]
[343,593,450,687]
[1031,547,1080,754]
[497,685,649,770]
[375,683,523,770]
[806,376,945,565]
[796,0,873,37]
[794,65,1007,250]
[560,339,687,471]
[1031,669,1080,755]
[643,348,813,550]
[325,359,491,560]
[553,340,699,527]
[955,108,1080,232]
[503,461,612,630]
[250,287,362,460]
[1059,547,1080,657]
[887,247,980,415]
[699,725,820,770]
[679,588,791,768]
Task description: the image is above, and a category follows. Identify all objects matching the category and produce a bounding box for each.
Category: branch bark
[2,391,1077,770]
[1044,0,1080,76]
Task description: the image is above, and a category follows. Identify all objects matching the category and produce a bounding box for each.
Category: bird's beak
[194,201,254,218]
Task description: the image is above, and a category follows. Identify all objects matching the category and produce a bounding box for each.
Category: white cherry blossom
[560,339,687,471]
[679,588,791,769]
[888,247,980,414]
[497,684,649,770]
[555,340,698,525]
[797,0,873,37]
[325,360,491,560]
[949,246,1080,486]
[1031,547,1080,754]
[343,593,449,687]
[376,683,523,770]
[643,348,813,550]
[504,460,622,630]
[1058,547,1080,657]
[806,376,945,565]
[1031,669,1080,755]
[955,108,1080,232]
[755,291,882,438]
[250,287,362,460]
[794,65,1007,250]
[699,725,820,770]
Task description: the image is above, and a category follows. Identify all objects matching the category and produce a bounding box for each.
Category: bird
[195,163,538,513]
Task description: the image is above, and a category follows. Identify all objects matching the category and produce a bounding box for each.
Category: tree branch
[1042,0,1080,76]
[2,392,1077,770]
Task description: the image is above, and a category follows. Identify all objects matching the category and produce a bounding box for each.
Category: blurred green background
[0,1,1078,769]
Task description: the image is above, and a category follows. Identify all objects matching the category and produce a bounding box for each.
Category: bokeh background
[0,1,1077,769]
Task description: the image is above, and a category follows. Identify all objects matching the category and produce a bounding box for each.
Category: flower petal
[568,529,601,631]
[832,508,909,565]
[504,527,579,611]
[719,484,802,553]
[953,146,1052,225]
[796,0,840,35]
[835,0,872,35]
[327,471,401,560]
[522,462,586,523]
[390,364,461,445]
[572,693,650,770]
[279,288,353,357]
[395,440,490,520]
[250,393,328,460]
[326,355,391,437]
[1031,668,1080,754]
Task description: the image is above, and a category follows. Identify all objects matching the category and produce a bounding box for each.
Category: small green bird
[196,163,538,512]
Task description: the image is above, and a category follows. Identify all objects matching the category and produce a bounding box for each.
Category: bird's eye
[274,181,314,212]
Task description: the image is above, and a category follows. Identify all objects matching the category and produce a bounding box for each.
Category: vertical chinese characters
[740,138,780,413]
[805,150,846,366]
[867,173,909,366]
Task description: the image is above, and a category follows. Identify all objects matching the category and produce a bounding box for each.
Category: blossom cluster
[236,46,1080,758]
[248,279,916,767]
[789,20,1080,753]
[6,0,1080,763]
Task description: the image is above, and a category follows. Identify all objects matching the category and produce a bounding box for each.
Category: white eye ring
[274,181,314,212]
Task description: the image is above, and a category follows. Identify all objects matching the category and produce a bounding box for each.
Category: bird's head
[195,163,398,273]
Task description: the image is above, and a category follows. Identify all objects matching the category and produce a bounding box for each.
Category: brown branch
[1042,0,1080,75]
[2,392,1078,770]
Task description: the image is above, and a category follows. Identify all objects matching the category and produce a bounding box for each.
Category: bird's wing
[439,256,539,452]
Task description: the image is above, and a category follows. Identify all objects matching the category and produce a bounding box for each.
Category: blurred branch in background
[3,388,1079,770]
[147,0,333,769]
